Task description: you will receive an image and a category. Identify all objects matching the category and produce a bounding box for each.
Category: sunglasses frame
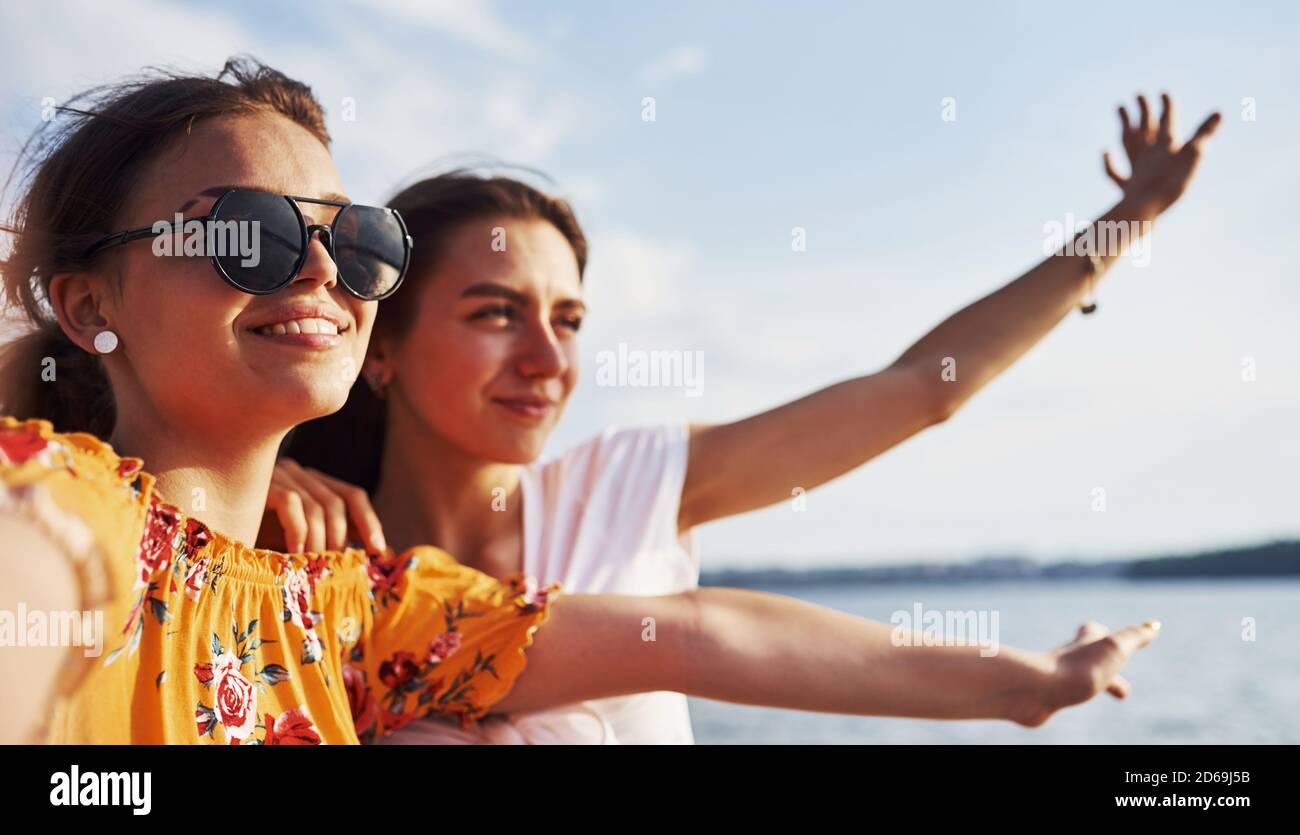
[82,188,413,301]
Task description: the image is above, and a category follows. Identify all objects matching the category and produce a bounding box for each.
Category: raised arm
[679,93,1221,529]
[495,586,1159,727]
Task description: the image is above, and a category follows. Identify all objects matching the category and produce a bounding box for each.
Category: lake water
[687,578,1299,744]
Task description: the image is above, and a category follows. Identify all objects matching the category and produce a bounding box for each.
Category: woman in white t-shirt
[275,97,1218,742]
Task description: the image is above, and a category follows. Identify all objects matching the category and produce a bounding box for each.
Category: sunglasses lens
[211,191,305,292]
[333,206,408,300]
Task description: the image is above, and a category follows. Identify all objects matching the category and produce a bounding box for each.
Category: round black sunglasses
[82,189,413,301]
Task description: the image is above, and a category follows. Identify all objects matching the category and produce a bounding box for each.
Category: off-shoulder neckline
[2,416,384,568]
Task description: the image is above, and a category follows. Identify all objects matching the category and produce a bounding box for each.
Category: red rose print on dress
[116,458,142,480]
[367,552,410,607]
[194,618,290,743]
[183,517,211,554]
[195,704,217,738]
[136,496,182,589]
[373,591,518,733]
[212,652,257,744]
[262,707,321,745]
[281,566,323,664]
[427,631,463,665]
[0,429,64,468]
[343,664,378,739]
[184,556,210,602]
[304,555,330,584]
[282,566,315,630]
[379,651,420,691]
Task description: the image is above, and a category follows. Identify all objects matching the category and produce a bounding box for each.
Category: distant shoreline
[701,539,1300,589]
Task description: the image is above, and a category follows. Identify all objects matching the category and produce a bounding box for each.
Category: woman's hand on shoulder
[259,458,387,554]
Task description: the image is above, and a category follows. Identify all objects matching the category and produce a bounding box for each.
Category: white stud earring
[93,330,119,354]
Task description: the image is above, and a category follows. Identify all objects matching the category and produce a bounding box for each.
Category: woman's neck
[110,411,284,548]
[372,403,524,575]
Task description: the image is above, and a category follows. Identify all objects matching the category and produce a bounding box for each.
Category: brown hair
[0,57,329,438]
[378,169,588,341]
[286,170,588,492]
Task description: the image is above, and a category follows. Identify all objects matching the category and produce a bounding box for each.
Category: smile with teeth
[253,317,342,336]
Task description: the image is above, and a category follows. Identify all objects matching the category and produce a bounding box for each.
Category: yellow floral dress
[0,417,557,744]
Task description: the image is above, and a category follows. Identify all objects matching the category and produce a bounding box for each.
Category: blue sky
[2,1,1297,568]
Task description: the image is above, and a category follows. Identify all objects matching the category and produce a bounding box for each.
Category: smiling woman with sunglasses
[0,58,1161,745]
[83,187,412,301]
[0,59,525,744]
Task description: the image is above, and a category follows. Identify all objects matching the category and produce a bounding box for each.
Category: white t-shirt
[381,423,700,745]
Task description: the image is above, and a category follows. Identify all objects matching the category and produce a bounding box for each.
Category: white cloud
[480,76,585,160]
[0,1,592,208]
[0,0,251,86]
[639,45,708,86]
[584,229,694,322]
[320,66,593,201]
[344,0,537,61]
[554,173,607,210]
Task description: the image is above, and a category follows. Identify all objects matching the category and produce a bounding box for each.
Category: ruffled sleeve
[356,544,558,740]
[0,417,146,735]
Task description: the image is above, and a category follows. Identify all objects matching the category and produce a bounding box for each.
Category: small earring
[364,370,387,397]
[93,330,119,354]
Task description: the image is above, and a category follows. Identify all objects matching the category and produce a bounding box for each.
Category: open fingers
[1118,104,1140,157]
[1157,92,1175,144]
[1137,94,1154,138]
[270,466,328,552]
[275,460,348,551]
[1186,111,1223,151]
[1106,674,1132,699]
[296,488,328,553]
[307,467,388,554]
[267,485,310,554]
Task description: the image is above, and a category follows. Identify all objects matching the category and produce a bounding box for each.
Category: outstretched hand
[1104,93,1220,222]
[1014,619,1162,727]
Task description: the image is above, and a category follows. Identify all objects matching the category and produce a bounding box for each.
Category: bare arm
[495,587,1158,727]
[0,511,81,743]
[680,94,1221,530]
